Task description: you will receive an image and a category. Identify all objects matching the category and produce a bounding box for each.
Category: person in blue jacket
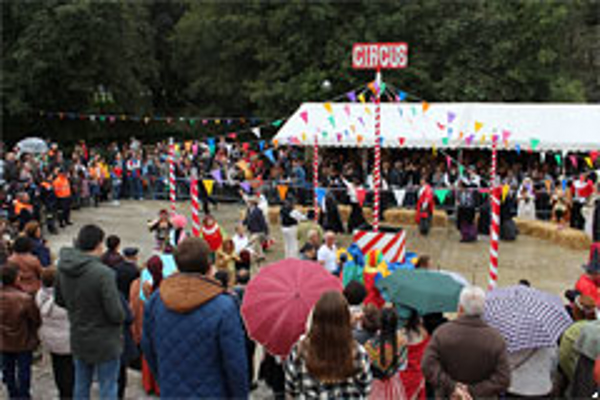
[141,237,249,399]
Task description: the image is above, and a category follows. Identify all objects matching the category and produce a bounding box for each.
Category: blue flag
[259,141,265,151]
[264,149,276,164]
[315,187,327,207]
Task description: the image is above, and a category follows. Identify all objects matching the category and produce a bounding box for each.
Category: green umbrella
[376,269,465,315]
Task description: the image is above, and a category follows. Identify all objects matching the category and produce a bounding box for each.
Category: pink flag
[300,111,308,124]
[344,105,351,117]
[356,188,366,207]
[570,155,578,168]
[446,156,452,169]
[502,130,511,142]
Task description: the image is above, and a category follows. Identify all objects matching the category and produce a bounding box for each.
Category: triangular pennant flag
[379,82,386,95]
[210,169,223,186]
[277,185,289,201]
[447,112,456,124]
[422,101,430,113]
[466,135,474,145]
[259,141,265,151]
[530,138,540,150]
[502,185,510,202]
[358,93,366,103]
[437,122,445,130]
[240,181,251,193]
[561,179,567,191]
[271,120,283,127]
[336,133,342,142]
[544,179,552,194]
[272,139,279,147]
[357,134,364,144]
[398,91,407,101]
[368,82,376,94]
[570,155,578,168]
[242,142,250,152]
[264,149,276,164]
[479,189,489,197]
[300,111,309,124]
[432,145,437,157]
[442,137,449,146]
[203,180,215,196]
[515,144,521,154]
[328,115,336,127]
[364,106,372,116]
[302,132,307,142]
[446,156,452,169]
[347,91,357,102]
[435,189,450,204]
[393,189,406,206]
[502,130,511,142]
[554,154,562,166]
[591,150,599,163]
[315,187,327,207]
[474,121,483,132]
[344,105,351,117]
[252,127,261,138]
[398,137,406,146]
[459,165,465,176]
[355,188,366,207]
[585,156,593,168]
[227,132,237,140]
[324,102,333,114]
[192,143,198,156]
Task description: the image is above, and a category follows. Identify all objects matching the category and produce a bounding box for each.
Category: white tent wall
[273,103,600,151]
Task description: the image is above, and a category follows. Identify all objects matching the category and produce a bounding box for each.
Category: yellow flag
[475,121,483,132]
[358,93,366,103]
[203,179,215,196]
[365,106,372,115]
[350,124,356,133]
[502,184,510,202]
[277,185,289,201]
[480,135,486,143]
[215,119,221,124]
[432,145,437,157]
[585,157,593,168]
[324,102,333,114]
[301,132,307,142]
[174,143,180,152]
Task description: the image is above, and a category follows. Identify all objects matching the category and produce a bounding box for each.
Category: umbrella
[241,258,342,357]
[484,285,572,353]
[16,137,48,154]
[376,269,465,315]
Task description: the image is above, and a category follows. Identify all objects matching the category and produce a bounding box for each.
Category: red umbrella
[241,258,342,357]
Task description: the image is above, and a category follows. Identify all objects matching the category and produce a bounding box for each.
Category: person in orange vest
[13,192,34,230]
[53,168,72,228]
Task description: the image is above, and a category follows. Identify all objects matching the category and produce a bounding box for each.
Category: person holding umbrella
[284,291,373,398]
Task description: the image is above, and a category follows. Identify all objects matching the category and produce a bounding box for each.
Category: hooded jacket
[35,286,71,355]
[55,247,125,364]
[141,273,249,399]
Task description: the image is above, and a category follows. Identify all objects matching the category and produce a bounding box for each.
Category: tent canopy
[273,102,600,151]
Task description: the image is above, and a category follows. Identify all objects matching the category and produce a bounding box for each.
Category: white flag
[393,189,406,207]
[252,127,261,138]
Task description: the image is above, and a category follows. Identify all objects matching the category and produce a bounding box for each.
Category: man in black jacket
[244,196,268,260]
[112,247,140,301]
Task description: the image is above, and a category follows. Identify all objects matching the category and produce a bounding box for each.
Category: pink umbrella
[241,259,342,357]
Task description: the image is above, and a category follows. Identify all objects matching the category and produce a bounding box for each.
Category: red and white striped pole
[373,70,382,231]
[313,134,319,222]
[169,137,177,214]
[488,140,500,291]
[190,167,200,237]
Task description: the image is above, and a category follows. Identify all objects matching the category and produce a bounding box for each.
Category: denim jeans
[73,357,120,400]
[1,351,32,399]
[112,180,122,201]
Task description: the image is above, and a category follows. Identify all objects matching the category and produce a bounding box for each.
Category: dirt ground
[17,199,588,399]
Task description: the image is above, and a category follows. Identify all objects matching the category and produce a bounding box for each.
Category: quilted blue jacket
[141,273,249,399]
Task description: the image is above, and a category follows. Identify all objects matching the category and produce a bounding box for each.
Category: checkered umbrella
[484,285,572,353]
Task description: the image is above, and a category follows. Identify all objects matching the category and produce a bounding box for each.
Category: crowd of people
[0,137,599,399]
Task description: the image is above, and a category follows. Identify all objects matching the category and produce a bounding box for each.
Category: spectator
[0,263,41,399]
[343,280,367,327]
[421,286,510,398]
[141,237,249,398]
[284,291,372,398]
[279,198,306,258]
[8,236,43,295]
[299,243,317,261]
[35,268,73,400]
[317,231,338,274]
[575,246,600,307]
[52,168,72,228]
[354,304,381,345]
[101,234,124,268]
[24,221,51,267]
[55,224,125,399]
[399,309,429,400]
[111,247,140,301]
[244,196,269,260]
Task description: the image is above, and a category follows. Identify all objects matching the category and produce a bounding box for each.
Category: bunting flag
[344,104,351,116]
[203,179,215,196]
[347,91,357,102]
[328,115,336,127]
[393,189,406,207]
[544,179,552,194]
[570,155,578,168]
[437,122,445,130]
[192,143,198,156]
[397,91,407,101]
[358,93,366,103]
[272,139,279,147]
[210,169,223,186]
[277,185,289,201]
[435,189,450,204]
[479,188,489,197]
[315,187,327,207]
[502,130,511,142]
[398,137,406,146]
[515,144,521,155]
[240,181,251,193]
[324,102,333,114]
[562,179,567,191]
[502,185,510,202]
[591,150,599,163]
[264,149,276,164]
[259,141,265,151]
[356,187,366,207]
[442,137,449,146]
[474,121,483,132]
[380,82,387,95]
[302,132,307,142]
[252,127,261,138]
[357,134,364,144]
[300,111,308,124]
[530,138,540,150]
[368,82,377,94]
[446,156,452,169]
[585,157,593,168]
[554,154,562,166]
[432,145,437,157]
[271,120,283,127]
[459,165,465,176]
[242,143,250,152]
[422,101,430,113]
[447,112,456,124]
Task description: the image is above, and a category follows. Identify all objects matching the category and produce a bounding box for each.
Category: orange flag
[277,185,289,201]
[422,101,430,113]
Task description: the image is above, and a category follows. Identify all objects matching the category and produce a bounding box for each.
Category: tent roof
[273,102,600,151]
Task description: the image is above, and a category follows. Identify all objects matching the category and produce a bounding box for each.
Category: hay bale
[554,228,591,251]
[268,206,280,225]
[432,211,448,227]
[339,205,351,225]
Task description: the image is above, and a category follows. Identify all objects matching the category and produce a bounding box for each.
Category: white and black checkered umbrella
[484,285,572,353]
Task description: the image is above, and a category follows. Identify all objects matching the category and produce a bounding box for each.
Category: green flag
[435,189,450,204]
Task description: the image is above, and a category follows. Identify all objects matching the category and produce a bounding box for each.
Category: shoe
[66,221,73,226]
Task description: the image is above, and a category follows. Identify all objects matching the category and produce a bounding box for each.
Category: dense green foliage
[2,0,598,143]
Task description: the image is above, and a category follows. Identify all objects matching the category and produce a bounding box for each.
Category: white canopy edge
[273,102,600,151]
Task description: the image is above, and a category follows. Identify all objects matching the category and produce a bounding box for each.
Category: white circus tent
[273,102,600,152]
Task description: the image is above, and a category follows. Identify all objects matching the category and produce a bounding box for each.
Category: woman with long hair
[398,309,430,400]
[140,255,163,396]
[364,307,408,399]
[284,291,372,398]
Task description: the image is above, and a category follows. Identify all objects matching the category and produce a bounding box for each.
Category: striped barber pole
[352,230,406,264]
[373,72,382,231]
[313,134,319,222]
[488,140,499,290]
[169,138,176,214]
[190,168,200,237]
